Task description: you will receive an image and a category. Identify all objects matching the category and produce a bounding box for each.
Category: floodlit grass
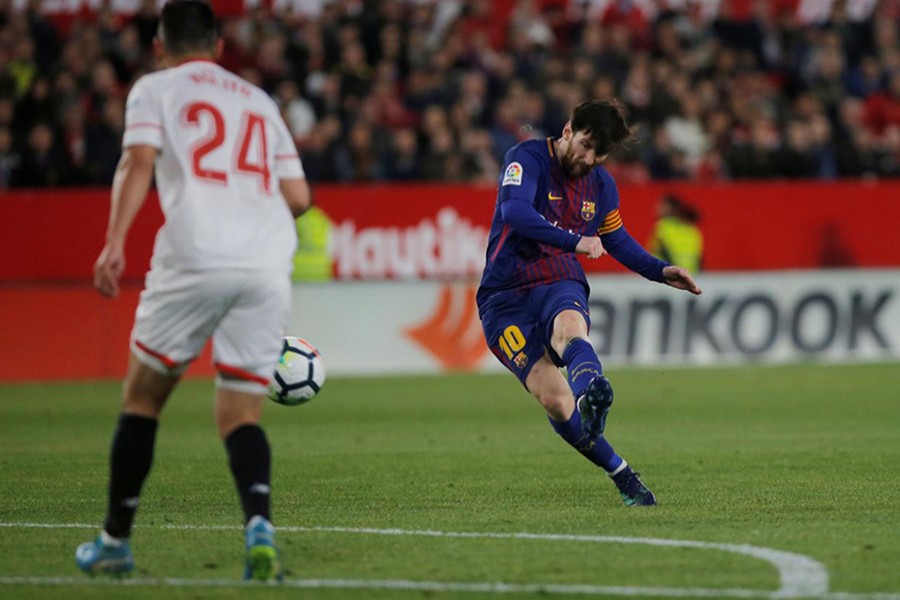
[1,364,899,599]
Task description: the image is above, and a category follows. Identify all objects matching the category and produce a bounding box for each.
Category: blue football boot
[244,516,282,581]
[612,466,657,506]
[577,375,614,436]
[75,535,135,576]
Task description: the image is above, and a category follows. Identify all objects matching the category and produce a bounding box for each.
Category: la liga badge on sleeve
[502,162,523,186]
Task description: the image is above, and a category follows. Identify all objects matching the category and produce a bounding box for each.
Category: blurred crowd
[1,0,900,189]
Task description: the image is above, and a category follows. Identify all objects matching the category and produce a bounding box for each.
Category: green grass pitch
[1,364,899,599]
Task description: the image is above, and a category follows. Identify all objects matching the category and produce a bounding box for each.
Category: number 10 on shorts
[498,325,526,361]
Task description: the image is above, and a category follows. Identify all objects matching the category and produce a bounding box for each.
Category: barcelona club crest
[581,200,596,221]
[514,352,528,369]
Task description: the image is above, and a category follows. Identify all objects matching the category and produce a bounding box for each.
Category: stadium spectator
[276,79,316,144]
[645,127,688,180]
[299,114,341,182]
[489,97,526,164]
[10,122,71,187]
[0,125,19,189]
[84,97,125,184]
[334,120,384,181]
[6,34,37,97]
[863,72,900,137]
[11,75,54,140]
[726,117,781,178]
[364,69,418,131]
[384,127,421,181]
[109,24,146,78]
[779,119,818,178]
[0,98,14,129]
[662,95,710,170]
[58,103,90,185]
[420,124,459,181]
[1,0,898,186]
[460,127,501,183]
[85,60,124,128]
[648,193,704,274]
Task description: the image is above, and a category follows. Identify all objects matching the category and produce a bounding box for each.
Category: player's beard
[559,147,594,179]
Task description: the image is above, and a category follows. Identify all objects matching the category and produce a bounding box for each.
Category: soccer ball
[267,336,325,406]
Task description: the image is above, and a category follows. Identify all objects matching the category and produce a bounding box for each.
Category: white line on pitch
[0,521,834,598]
[0,576,788,598]
[1,576,899,600]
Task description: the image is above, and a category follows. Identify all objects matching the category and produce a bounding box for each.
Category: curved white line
[217,525,829,598]
[3,577,899,599]
[0,522,830,597]
[0,575,777,597]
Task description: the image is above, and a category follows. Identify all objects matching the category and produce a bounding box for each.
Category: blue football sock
[562,338,603,399]
[548,409,624,473]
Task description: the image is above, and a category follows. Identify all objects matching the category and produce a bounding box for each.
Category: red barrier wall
[0,286,215,381]
[3,181,900,283]
[2,180,899,381]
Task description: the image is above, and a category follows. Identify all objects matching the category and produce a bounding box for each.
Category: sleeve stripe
[275,154,300,160]
[126,122,162,131]
[598,209,623,234]
[602,211,622,226]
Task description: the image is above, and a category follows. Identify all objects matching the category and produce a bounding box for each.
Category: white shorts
[130,267,291,394]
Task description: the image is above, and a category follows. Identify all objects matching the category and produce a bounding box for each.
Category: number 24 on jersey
[183,101,272,194]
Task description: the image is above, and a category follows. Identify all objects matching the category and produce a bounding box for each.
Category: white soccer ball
[267,337,325,406]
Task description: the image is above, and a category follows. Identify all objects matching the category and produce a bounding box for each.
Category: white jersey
[123,60,305,271]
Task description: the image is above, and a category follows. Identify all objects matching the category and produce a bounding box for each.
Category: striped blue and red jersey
[477,137,668,308]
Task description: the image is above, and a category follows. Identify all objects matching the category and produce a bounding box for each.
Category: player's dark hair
[569,99,634,156]
[158,0,217,55]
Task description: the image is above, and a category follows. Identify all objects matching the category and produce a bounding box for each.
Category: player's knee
[550,315,588,354]
[536,390,573,421]
[121,355,179,418]
[551,332,586,358]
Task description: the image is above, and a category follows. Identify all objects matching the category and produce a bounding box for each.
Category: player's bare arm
[280,177,312,218]
[94,144,157,298]
[662,265,702,295]
[575,235,606,259]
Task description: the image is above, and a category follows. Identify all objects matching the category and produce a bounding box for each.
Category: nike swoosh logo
[548,193,562,201]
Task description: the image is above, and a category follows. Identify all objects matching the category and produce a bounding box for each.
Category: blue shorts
[478,280,591,386]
